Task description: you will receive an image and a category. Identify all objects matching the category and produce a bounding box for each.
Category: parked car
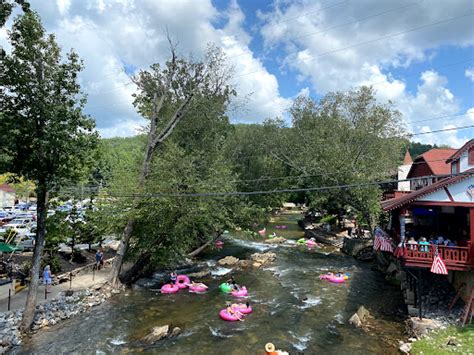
[0,211,15,226]
[15,235,35,251]
[0,218,35,235]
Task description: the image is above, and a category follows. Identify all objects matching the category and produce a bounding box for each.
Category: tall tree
[268,87,405,228]
[0,12,97,330]
[109,42,235,285]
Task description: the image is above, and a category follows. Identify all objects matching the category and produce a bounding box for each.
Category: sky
[1,0,473,147]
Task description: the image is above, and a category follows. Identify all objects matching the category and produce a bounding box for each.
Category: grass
[411,324,474,354]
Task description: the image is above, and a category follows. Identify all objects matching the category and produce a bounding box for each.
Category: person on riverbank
[43,265,52,292]
[95,249,104,270]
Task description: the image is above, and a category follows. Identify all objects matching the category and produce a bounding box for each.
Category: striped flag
[373,235,381,251]
[431,246,448,275]
[379,237,394,252]
[373,227,394,252]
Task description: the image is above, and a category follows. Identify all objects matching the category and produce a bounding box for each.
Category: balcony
[382,190,411,201]
[402,243,472,271]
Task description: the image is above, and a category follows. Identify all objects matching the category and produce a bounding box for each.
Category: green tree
[0,12,97,330]
[268,87,405,229]
[109,42,235,285]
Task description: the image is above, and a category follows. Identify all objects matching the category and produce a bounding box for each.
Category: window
[469,147,474,165]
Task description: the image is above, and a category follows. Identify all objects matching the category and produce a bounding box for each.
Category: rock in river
[264,237,286,244]
[217,256,240,266]
[143,325,170,343]
[250,252,276,266]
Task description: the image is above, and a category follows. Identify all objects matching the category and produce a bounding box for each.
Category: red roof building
[407,148,457,190]
[381,141,474,271]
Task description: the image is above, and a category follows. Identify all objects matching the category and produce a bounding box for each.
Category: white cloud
[466,67,474,81]
[258,0,474,145]
[18,0,290,136]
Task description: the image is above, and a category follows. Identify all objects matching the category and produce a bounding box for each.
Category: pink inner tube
[219,309,243,322]
[232,304,252,314]
[231,286,248,297]
[306,240,317,247]
[215,241,224,246]
[161,283,180,294]
[176,275,190,289]
[189,284,208,293]
[319,274,345,283]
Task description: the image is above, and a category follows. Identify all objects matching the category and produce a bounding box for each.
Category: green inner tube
[219,283,232,293]
[297,238,306,244]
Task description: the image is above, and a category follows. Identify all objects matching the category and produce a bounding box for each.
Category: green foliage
[406,141,435,158]
[45,211,70,254]
[320,215,337,225]
[0,11,98,190]
[265,87,406,227]
[411,324,474,354]
[41,255,61,274]
[0,0,30,27]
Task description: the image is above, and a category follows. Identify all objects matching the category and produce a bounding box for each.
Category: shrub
[41,255,62,274]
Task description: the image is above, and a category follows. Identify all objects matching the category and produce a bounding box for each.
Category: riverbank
[0,267,116,353]
[410,324,474,353]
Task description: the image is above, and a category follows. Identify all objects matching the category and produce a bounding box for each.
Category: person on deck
[419,237,429,252]
[407,237,418,250]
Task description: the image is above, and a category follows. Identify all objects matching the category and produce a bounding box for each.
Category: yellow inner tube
[265,343,276,352]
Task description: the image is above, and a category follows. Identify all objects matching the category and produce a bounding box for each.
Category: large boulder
[406,317,443,338]
[143,325,170,343]
[217,256,240,266]
[356,306,370,322]
[250,252,276,265]
[348,313,362,327]
[264,237,286,244]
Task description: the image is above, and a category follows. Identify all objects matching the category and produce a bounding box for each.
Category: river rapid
[17,211,406,354]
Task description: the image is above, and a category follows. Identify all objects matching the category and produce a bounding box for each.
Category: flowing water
[17,211,406,354]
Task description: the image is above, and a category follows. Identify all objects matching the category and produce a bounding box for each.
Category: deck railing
[404,243,471,266]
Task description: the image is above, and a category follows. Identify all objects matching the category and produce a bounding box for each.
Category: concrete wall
[398,164,412,191]
[0,191,15,208]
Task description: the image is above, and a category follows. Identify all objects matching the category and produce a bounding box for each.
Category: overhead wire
[57,171,474,199]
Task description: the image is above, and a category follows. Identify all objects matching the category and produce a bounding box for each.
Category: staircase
[449,283,466,311]
[461,285,474,326]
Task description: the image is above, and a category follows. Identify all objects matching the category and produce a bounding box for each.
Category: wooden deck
[402,243,472,271]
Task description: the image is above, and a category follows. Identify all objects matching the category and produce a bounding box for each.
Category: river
[17,211,406,354]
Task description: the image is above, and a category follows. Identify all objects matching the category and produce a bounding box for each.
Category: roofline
[381,169,474,212]
[446,139,474,163]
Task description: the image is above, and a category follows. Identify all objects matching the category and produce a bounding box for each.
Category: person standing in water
[169,271,177,285]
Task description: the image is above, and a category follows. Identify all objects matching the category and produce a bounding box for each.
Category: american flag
[373,227,394,252]
[430,246,448,275]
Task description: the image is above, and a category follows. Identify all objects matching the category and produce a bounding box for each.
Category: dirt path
[0,267,110,313]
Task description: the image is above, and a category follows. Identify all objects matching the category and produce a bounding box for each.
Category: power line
[57,154,470,195]
[59,171,474,199]
[235,12,473,78]
[291,2,419,41]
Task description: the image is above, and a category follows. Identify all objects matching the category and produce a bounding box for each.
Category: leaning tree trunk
[20,181,48,331]
[108,87,194,287]
[108,142,154,286]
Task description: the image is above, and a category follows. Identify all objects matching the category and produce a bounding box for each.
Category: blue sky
[1,0,473,146]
